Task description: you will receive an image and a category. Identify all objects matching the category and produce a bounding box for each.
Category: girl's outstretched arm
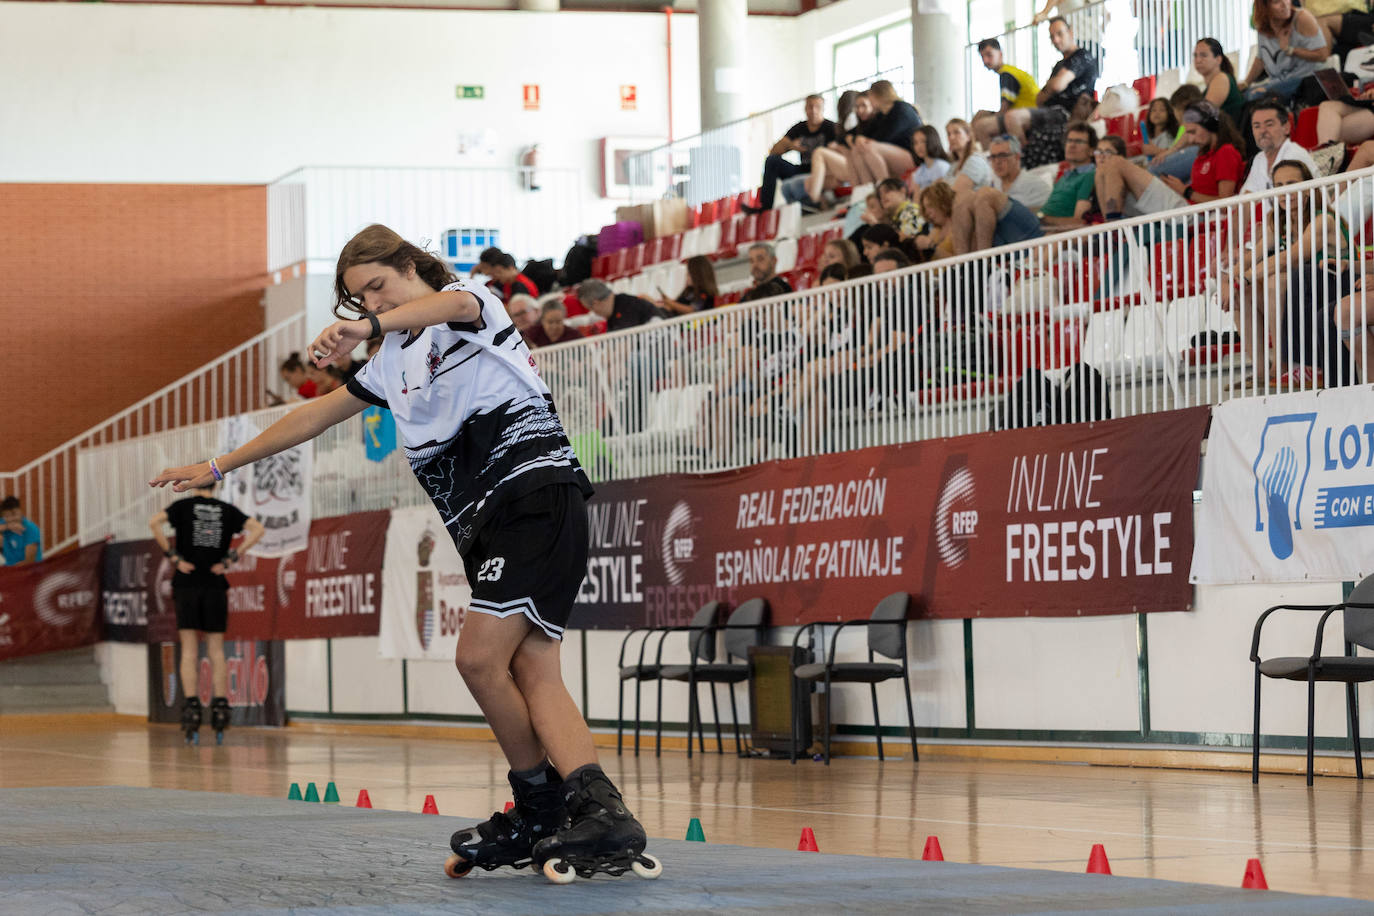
[148,386,370,492]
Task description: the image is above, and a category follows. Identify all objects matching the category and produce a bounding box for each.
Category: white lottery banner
[1192,385,1374,585]
[219,415,313,558]
[378,505,471,660]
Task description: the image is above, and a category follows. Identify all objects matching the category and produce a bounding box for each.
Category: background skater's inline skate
[532,765,662,884]
[180,696,202,745]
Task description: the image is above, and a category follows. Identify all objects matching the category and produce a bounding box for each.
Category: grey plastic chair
[660,597,770,759]
[615,601,722,757]
[1250,573,1374,785]
[790,592,916,765]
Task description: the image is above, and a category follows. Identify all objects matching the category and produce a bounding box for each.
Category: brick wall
[0,184,267,470]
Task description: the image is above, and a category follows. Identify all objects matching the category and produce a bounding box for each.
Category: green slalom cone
[304,782,320,803]
[686,818,706,842]
[323,782,340,803]
[287,783,303,801]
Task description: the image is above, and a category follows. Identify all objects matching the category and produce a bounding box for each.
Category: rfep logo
[34,571,96,627]
[935,466,978,569]
[660,501,697,586]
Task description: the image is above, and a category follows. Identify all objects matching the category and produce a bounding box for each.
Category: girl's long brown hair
[333,224,457,318]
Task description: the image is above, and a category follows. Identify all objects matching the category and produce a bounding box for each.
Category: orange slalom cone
[1241,858,1269,890]
[422,794,439,815]
[1086,844,1112,875]
[922,836,944,861]
[355,789,372,809]
[504,801,515,813]
[798,827,819,852]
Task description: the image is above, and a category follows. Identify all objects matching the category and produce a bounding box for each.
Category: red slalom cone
[503,801,515,813]
[922,836,944,861]
[1086,844,1112,875]
[422,794,439,815]
[798,827,819,852]
[355,789,372,809]
[1241,858,1269,890]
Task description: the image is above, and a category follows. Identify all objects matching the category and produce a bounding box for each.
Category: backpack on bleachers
[559,238,597,288]
[523,258,557,294]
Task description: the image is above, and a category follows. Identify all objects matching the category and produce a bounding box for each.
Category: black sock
[512,760,552,786]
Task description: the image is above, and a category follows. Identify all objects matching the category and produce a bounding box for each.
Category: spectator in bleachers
[846,190,885,250]
[1,496,41,566]
[1146,84,1205,181]
[1234,160,1345,385]
[1314,82,1374,151]
[578,279,663,331]
[928,180,1045,257]
[908,125,953,191]
[1241,0,1330,103]
[978,38,1039,115]
[987,135,1053,212]
[280,353,319,399]
[860,224,902,265]
[1195,38,1247,128]
[1242,98,1318,193]
[486,251,540,303]
[946,118,994,192]
[744,94,837,214]
[844,80,923,186]
[505,293,541,339]
[818,238,862,272]
[311,365,342,395]
[1032,0,1089,25]
[979,18,1098,170]
[659,255,719,314]
[1040,120,1098,229]
[818,263,850,285]
[523,300,586,348]
[877,178,922,239]
[740,242,795,303]
[1316,6,1374,62]
[1141,98,1181,161]
[1094,101,1244,218]
[803,91,875,209]
[872,248,913,273]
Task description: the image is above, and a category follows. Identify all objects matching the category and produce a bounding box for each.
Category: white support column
[911,0,969,133]
[698,0,748,130]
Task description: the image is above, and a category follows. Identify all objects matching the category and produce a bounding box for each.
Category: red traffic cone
[503,801,515,813]
[1086,844,1112,875]
[922,836,944,861]
[1241,858,1269,890]
[422,794,439,815]
[798,827,819,852]
[355,789,372,809]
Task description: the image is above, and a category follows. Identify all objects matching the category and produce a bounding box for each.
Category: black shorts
[460,483,589,641]
[173,584,229,633]
[1024,107,1069,170]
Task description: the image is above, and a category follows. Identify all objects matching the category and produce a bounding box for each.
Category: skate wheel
[215,732,224,746]
[631,853,663,879]
[190,732,199,746]
[444,854,474,879]
[542,858,576,884]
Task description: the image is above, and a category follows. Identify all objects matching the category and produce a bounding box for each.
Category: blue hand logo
[1261,447,1297,559]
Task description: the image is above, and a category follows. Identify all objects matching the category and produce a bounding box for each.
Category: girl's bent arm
[148,387,369,491]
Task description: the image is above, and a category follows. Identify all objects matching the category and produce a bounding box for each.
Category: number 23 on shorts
[477,557,505,582]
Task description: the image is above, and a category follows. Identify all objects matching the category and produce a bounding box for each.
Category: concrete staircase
[0,647,114,714]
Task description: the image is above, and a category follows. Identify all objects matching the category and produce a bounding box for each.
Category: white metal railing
[964,0,1254,115]
[268,166,591,275]
[2,314,308,554]
[624,69,913,208]
[537,167,1374,480]
[77,405,427,546]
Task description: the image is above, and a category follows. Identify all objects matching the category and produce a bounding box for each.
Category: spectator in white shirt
[987,135,1053,212]
[1241,98,1318,195]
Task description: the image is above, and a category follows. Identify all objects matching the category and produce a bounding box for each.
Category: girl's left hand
[310,320,370,368]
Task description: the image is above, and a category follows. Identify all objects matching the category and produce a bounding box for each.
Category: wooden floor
[2,714,1371,902]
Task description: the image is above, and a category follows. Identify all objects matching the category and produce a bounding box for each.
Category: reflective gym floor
[1,714,1371,913]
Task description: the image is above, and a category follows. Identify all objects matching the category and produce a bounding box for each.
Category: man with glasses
[988,135,1052,212]
[1039,121,1098,229]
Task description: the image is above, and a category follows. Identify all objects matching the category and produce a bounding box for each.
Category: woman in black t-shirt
[846,80,923,187]
[658,255,718,314]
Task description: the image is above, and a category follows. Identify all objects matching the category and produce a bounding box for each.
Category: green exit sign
[455,85,485,100]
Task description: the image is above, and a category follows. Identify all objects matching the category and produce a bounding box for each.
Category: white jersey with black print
[345,279,593,554]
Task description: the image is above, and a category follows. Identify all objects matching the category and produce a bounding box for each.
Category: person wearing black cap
[1092,100,1244,219]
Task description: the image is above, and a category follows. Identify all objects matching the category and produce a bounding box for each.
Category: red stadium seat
[1132,75,1157,106]
[736,213,760,248]
[737,189,760,209]
[661,233,684,262]
[796,233,820,268]
[790,267,818,290]
[715,217,739,259]
[821,224,844,244]
[716,195,739,222]
[622,243,645,278]
[592,254,611,279]
[759,209,781,239]
[698,201,717,224]
[1294,106,1320,150]
[643,236,664,266]
[605,248,628,281]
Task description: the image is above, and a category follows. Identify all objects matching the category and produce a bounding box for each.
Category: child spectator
[908,125,954,191]
[1147,84,1205,181]
[877,178,922,240]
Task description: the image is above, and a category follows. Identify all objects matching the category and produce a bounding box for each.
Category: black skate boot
[209,697,231,745]
[444,763,565,879]
[531,765,662,883]
[180,697,202,746]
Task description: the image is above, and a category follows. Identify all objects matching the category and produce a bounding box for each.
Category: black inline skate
[444,763,566,879]
[531,765,662,883]
[180,696,202,745]
[209,697,231,745]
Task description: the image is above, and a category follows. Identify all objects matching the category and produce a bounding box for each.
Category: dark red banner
[273,510,387,639]
[569,408,1209,629]
[0,543,105,660]
[100,540,159,643]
